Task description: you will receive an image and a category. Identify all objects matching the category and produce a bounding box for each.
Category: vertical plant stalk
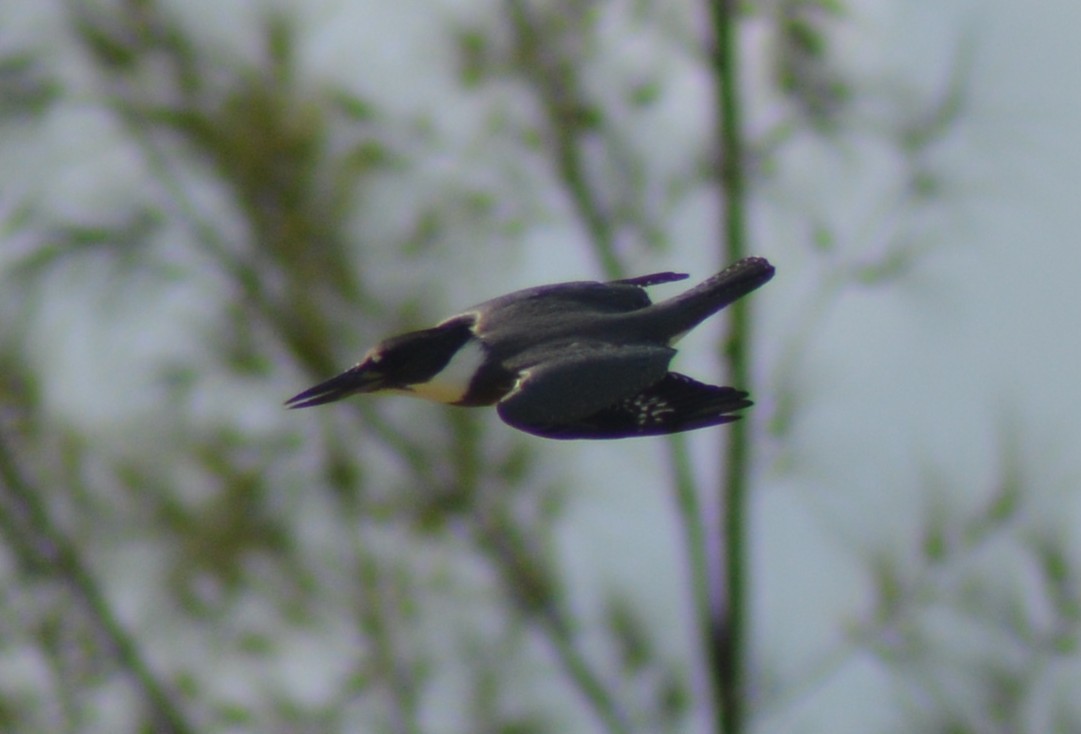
[477,508,632,734]
[504,0,623,279]
[505,2,726,730]
[709,1,751,733]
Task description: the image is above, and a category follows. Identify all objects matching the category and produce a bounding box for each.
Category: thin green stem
[506,3,737,731]
[505,3,761,731]
[480,516,632,734]
[504,0,623,278]
[709,1,752,733]
[667,435,717,685]
[541,608,633,734]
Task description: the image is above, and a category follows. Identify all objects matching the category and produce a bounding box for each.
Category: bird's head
[285,317,479,408]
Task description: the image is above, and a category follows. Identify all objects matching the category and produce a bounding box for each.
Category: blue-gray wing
[467,272,689,327]
[496,343,675,433]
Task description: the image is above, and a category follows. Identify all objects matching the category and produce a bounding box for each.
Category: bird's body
[286,257,774,439]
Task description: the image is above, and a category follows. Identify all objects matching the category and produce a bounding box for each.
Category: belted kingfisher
[286,257,774,439]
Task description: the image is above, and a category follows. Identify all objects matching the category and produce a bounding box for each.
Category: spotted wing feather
[508,372,751,440]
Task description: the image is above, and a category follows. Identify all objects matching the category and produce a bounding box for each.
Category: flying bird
[286,257,774,439]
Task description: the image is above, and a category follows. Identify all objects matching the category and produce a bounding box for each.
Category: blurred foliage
[0,1,1078,734]
[0,49,61,122]
[772,0,852,129]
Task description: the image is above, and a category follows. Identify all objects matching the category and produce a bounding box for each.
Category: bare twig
[477,512,633,734]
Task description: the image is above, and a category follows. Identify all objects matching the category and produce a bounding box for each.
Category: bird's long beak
[284,364,385,409]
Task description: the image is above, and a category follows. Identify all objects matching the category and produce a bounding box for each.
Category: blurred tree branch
[707,1,751,731]
[0,417,192,733]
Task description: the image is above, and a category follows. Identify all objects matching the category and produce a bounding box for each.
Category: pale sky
[3,0,1080,731]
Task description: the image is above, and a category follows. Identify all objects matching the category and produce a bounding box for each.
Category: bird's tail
[643,257,775,341]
